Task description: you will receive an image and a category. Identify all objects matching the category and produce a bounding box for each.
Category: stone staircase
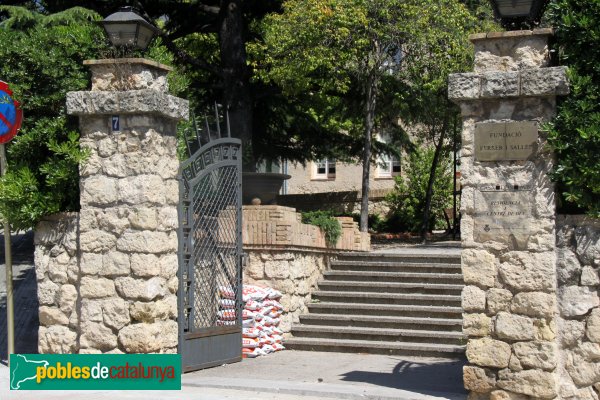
[285,251,465,358]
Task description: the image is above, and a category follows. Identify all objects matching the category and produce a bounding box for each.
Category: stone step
[291,325,466,345]
[284,337,465,358]
[307,302,463,319]
[312,291,461,306]
[330,260,462,274]
[298,314,463,331]
[317,280,464,295]
[336,252,461,265]
[323,270,463,284]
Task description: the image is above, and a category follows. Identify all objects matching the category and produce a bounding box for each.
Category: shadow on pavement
[340,358,467,397]
[0,230,39,362]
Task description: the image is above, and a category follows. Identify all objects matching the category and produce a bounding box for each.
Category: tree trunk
[360,71,378,233]
[420,112,449,241]
[219,0,255,171]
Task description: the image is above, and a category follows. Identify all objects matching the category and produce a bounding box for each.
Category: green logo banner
[10,354,181,390]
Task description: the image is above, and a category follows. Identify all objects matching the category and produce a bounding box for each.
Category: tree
[546,0,600,217]
[0,6,108,229]
[257,0,478,232]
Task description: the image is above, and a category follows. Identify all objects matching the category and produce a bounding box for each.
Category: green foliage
[386,147,453,232]
[546,0,600,217]
[301,210,342,246]
[0,6,107,229]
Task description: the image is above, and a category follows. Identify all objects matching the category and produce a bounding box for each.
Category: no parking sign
[0,81,23,144]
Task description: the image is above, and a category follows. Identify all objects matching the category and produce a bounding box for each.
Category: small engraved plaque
[475,121,538,161]
[474,184,534,249]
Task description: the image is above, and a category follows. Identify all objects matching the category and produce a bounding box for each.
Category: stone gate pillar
[64,58,188,353]
[449,30,569,399]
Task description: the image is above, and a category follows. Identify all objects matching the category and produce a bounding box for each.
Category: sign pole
[0,144,14,360]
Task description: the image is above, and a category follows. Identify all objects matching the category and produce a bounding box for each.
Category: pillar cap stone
[66,89,189,121]
[83,58,173,72]
[469,28,554,43]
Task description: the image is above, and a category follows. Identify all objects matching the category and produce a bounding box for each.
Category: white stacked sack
[241,285,285,358]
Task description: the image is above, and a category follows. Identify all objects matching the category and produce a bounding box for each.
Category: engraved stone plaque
[474,121,538,161]
[474,183,534,249]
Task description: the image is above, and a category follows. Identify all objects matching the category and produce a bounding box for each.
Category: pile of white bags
[241,285,285,358]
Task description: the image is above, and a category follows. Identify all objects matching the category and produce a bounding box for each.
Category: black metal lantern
[489,0,549,29]
[100,7,159,50]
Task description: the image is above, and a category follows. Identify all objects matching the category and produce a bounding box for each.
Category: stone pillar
[449,30,569,399]
[64,58,188,353]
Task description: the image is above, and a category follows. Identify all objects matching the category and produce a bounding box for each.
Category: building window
[314,158,336,179]
[377,154,400,178]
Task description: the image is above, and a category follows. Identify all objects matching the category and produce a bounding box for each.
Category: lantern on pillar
[100,6,159,51]
[488,0,549,29]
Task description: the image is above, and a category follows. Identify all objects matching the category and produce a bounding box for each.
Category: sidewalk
[0,350,466,400]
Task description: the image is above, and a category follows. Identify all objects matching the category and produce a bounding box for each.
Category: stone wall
[450,30,569,400]
[242,205,369,335]
[34,213,79,353]
[556,215,600,399]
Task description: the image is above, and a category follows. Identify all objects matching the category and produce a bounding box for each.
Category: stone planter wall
[242,205,370,335]
[556,215,600,399]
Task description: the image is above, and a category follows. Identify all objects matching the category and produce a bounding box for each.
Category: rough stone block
[80,252,103,275]
[129,296,176,323]
[497,369,557,399]
[80,322,118,351]
[115,276,168,301]
[130,253,160,277]
[510,292,556,318]
[512,341,557,371]
[39,306,69,326]
[462,249,497,288]
[102,297,131,330]
[462,286,487,312]
[481,72,520,98]
[38,280,59,306]
[56,284,77,314]
[116,231,176,254]
[487,289,513,315]
[38,325,77,354]
[566,342,600,386]
[101,251,131,277]
[118,320,178,353]
[559,285,600,317]
[80,299,103,322]
[581,266,600,286]
[80,276,116,299]
[81,175,118,205]
[448,73,481,101]
[463,313,492,337]
[464,366,497,393]
[80,230,117,253]
[118,175,165,205]
[128,207,158,230]
[520,66,569,97]
[159,254,178,279]
[557,248,581,285]
[490,389,530,400]
[495,312,535,341]
[561,319,585,347]
[466,337,512,368]
[586,309,600,343]
[498,252,554,291]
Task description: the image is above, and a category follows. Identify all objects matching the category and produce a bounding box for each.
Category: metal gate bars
[177,113,243,372]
